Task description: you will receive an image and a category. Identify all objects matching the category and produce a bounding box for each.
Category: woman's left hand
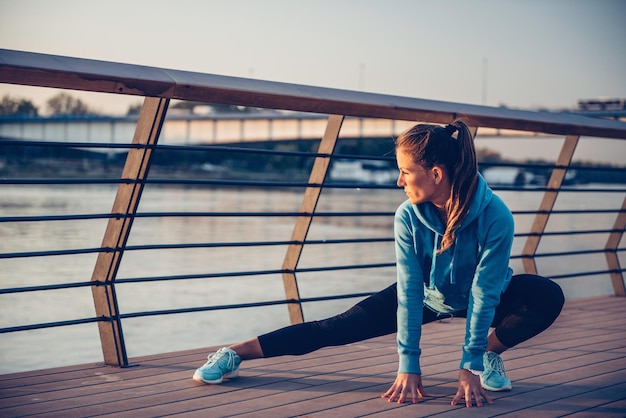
[451,369,494,407]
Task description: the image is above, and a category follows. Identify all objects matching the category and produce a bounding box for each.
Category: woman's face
[396,148,446,206]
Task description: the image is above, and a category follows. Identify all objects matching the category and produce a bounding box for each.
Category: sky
[1,0,625,116]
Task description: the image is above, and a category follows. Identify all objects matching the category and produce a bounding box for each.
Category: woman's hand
[381,372,429,404]
[451,369,494,407]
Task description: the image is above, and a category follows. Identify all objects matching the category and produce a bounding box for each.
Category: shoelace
[486,353,507,376]
[205,349,235,370]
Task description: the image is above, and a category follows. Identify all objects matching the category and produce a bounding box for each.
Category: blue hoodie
[394,174,514,374]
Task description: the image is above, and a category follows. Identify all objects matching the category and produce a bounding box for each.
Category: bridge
[6,106,593,149]
[0,111,419,146]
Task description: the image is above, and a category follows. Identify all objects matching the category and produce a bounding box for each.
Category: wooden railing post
[605,197,626,296]
[281,114,344,324]
[90,97,168,366]
[522,135,579,274]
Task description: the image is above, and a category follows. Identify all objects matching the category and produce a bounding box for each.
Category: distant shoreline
[1,143,624,187]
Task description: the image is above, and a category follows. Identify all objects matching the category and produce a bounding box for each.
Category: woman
[192,120,565,408]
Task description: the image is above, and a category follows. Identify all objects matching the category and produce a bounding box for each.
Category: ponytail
[441,120,478,253]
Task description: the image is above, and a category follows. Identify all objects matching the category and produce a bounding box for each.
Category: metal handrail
[1,48,625,138]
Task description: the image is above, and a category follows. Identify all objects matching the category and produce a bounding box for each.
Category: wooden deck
[1,296,625,417]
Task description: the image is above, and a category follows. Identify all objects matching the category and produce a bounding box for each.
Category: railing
[1,48,625,370]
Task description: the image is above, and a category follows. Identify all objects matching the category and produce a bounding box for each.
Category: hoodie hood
[413,173,493,236]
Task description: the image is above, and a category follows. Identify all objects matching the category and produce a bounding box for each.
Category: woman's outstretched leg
[193,283,398,384]
[259,282,397,357]
[229,337,264,360]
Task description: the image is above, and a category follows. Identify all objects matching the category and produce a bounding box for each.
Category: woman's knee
[545,277,565,320]
[513,273,565,320]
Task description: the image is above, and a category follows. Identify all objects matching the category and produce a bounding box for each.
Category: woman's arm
[394,201,426,374]
[461,201,515,371]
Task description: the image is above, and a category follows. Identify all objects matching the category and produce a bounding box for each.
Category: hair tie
[444,124,458,136]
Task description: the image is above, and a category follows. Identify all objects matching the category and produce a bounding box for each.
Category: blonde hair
[395,120,478,253]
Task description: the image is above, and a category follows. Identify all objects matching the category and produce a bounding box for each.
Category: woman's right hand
[381,372,430,404]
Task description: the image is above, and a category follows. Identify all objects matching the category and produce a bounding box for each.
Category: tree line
[0,93,100,117]
[0,93,262,117]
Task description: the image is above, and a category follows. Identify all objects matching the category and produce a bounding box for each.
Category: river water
[0,183,622,374]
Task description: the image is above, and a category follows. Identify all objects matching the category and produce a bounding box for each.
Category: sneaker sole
[192,370,239,385]
[481,382,512,392]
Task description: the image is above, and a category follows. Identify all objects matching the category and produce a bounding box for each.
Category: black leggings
[258,274,564,357]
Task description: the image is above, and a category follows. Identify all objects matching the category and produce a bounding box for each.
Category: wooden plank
[281,114,344,323]
[567,399,626,418]
[90,97,169,366]
[494,367,626,418]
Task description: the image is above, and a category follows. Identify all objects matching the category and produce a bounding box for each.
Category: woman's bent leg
[491,274,565,348]
[477,274,563,391]
[259,283,398,358]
